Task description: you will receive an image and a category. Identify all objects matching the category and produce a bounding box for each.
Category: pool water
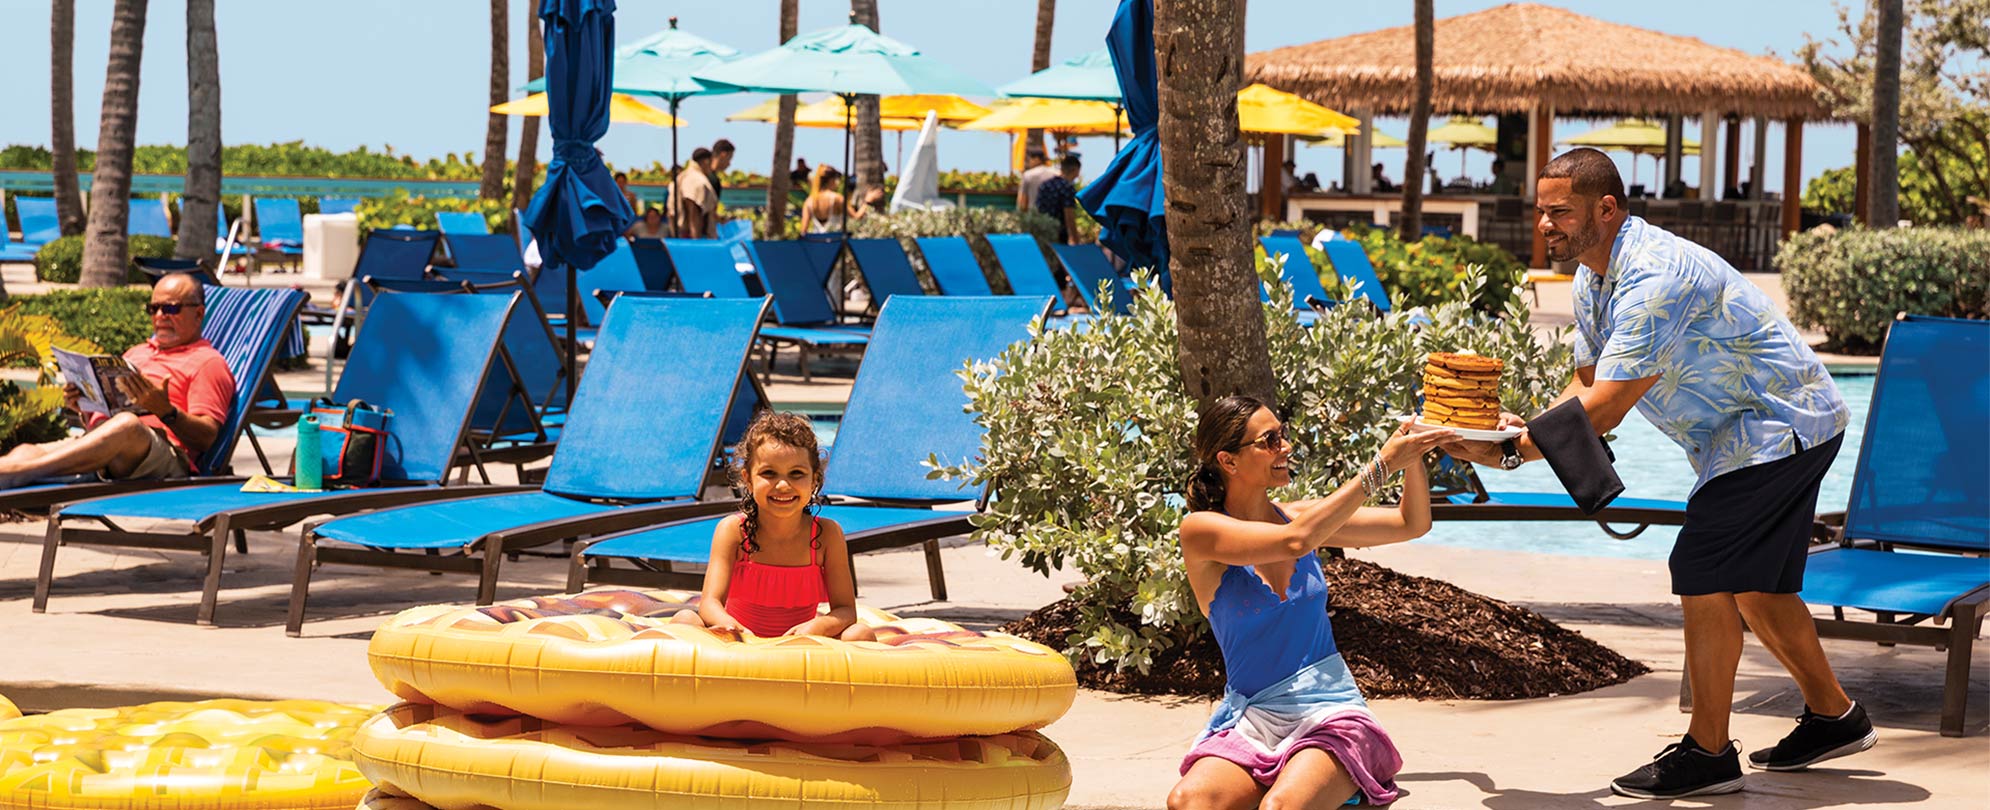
[1422,374,1873,560]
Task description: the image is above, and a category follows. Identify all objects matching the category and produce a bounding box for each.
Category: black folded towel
[1529,398,1624,514]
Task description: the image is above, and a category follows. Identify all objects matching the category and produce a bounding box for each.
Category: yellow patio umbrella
[1563,119,1699,186]
[1235,83,1358,136]
[1303,129,1407,148]
[962,98,1126,135]
[1424,116,1499,177]
[491,92,681,127]
[879,94,991,123]
[795,96,927,131]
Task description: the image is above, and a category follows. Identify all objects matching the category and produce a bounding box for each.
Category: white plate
[1396,414,1525,442]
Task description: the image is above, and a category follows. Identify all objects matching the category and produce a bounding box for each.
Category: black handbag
[1528,398,1624,514]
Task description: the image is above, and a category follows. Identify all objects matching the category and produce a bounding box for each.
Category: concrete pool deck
[1,500,1983,809]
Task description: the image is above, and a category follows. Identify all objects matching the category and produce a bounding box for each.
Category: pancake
[1423,401,1499,418]
[1423,375,1499,392]
[1424,393,1502,409]
[1425,352,1504,374]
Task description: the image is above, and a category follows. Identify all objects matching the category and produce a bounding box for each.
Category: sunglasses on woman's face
[1238,426,1289,453]
[145,301,203,316]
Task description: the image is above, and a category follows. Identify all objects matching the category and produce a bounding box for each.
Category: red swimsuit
[724,518,829,637]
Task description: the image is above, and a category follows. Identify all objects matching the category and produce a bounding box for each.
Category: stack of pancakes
[1422,352,1504,430]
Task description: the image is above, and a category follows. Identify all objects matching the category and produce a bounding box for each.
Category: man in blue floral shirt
[1446,149,1869,800]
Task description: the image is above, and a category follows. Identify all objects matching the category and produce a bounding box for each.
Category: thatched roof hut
[1245,3,1829,120]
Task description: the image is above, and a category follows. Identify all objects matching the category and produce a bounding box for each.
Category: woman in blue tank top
[1168,395,1455,809]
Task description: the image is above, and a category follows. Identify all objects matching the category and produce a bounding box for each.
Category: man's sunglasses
[145,301,204,315]
[1238,427,1289,453]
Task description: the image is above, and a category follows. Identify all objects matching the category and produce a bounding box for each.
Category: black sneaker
[1749,702,1877,771]
[1610,735,1745,799]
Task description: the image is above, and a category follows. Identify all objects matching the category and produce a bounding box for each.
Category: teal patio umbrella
[694,22,993,205]
[526,16,739,170]
[999,48,1126,148]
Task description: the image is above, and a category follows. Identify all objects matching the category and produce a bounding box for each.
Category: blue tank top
[1207,508,1340,696]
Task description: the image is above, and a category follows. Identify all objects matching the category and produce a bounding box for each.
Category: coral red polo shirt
[87,337,237,455]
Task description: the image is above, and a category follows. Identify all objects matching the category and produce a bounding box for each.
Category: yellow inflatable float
[0,695,16,722]
[353,703,1072,810]
[0,699,376,810]
[368,589,1077,743]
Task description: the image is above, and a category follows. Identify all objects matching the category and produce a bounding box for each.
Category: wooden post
[1854,122,1871,225]
[1260,133,1285,221]
[1699,109,1720,200]
[1530,104,1553,269]
[1781,119,1804,237]
[1664,115,1684,188]
[1723,117,1742,196]
[1750,116,1768,199]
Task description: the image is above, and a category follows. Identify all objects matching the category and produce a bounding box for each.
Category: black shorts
[1670,433,1844,596]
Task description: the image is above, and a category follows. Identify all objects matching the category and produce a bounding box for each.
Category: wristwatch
[160,406,181,425]
[1498,439,1523,470]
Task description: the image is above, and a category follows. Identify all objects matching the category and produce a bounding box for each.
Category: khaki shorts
[104,426,191,481]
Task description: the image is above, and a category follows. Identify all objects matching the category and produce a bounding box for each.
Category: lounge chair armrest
[1812,511,1848,546]
[490,499,738,550]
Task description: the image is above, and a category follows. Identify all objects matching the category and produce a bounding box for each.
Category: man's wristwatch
[160,406,181,425]
[1498,439,1523,470]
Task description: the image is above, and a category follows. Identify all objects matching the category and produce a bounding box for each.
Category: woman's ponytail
[1185,464,1227,513]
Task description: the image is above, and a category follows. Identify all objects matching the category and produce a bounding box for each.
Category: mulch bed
[1001,555,1649,700]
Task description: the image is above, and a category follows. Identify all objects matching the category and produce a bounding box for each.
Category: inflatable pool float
[353,703,1072,810]
[0,695,16,722]
[0,699,376,810]
[367,589,1077,743]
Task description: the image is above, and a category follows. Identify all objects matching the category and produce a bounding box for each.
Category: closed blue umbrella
[524,0,633,400]
[524,16,740,170]
[1076,0,1168,292]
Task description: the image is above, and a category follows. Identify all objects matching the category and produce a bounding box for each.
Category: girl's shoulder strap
[808,517,822,565]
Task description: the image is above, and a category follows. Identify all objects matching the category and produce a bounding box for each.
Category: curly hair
[730,411,826,552]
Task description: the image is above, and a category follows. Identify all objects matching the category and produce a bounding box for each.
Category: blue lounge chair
[319,197,362,216]
[669,239,756,298]
[716,218,754,266]
[575,240,649,327]
[847,237,927,307]
[986,234,1067,309]
[748,239,871,382]
[568,295,1055,600]
[12,197,63,248]
[1051,243,1135,315]
[285,296,768,633]
[0,285,309,514]
[253,198,305,255]
[627,238,678,293]
[214,204,250,258]
[1318,240,1394,313]
[913,236,994,295]
[318,228,445,391]
[35,291,533,626]
[1786,314,1989,737]
[435,211,490,235]
[1258,234,1340,323]
[797,233,847,286]
[444,233,527,274]
[3,201,46,259]
[126,198,174,238]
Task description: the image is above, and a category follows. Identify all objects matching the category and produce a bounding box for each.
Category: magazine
[51,347,142,416]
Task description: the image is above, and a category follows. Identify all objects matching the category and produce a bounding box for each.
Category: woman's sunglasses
[1238,427,1289,453]
[145,301,203,315]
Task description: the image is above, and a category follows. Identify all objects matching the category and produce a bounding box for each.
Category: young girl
[1169,396,1454,809]
[672,412,873,641]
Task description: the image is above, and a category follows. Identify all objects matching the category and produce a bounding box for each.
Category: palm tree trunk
[478,0,510,201]
[1869,0,1902,228]
[850,0,886,196]
[764,0,800,234]
[1397,0,1433,243]
[1025,0,1056,157]
[175,0,220,262]
[512,8,543,213]
[79,0,149,289]
[50,0,86,237]
[1156,0,1276,406]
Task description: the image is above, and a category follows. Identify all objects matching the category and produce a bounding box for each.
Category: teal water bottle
[295,414,323,491]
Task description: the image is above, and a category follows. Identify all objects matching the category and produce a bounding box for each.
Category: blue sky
[0,0,1860,193]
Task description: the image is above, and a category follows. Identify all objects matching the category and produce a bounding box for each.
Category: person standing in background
[673,148,719,239]
[1017,146,1057,212]
[1035,155,1083,245]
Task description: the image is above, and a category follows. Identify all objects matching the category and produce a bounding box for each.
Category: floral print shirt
[1573,216,1848,494]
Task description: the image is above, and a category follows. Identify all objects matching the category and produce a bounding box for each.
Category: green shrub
[1780,226,1990,353]
[354,191,509,237]
[851,208,1062,294]
[12,288,153,354]
[933,261,1574,672]
[0,304,107,452]
[1337,225,1525,311]
[31,234,171,284]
